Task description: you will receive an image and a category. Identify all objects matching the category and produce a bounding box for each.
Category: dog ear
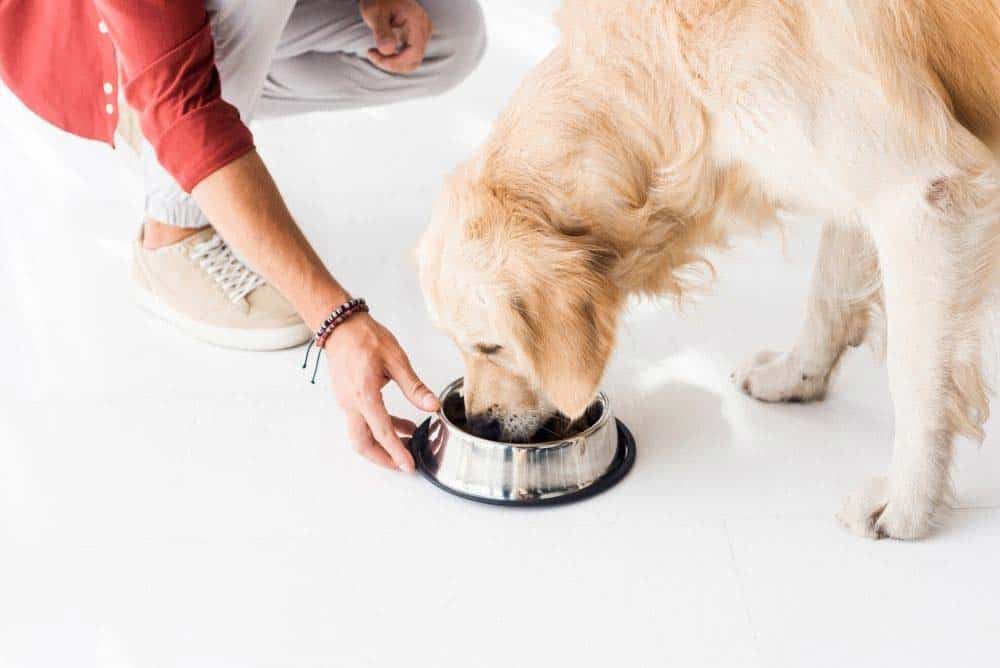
[514,241,622,419]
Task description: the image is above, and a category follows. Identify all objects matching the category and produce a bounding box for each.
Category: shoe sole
[134,284,312,352]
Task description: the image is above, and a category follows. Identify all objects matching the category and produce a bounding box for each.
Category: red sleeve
[94,1,255,192]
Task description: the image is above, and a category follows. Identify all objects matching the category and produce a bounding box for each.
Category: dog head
[417,168,623,442]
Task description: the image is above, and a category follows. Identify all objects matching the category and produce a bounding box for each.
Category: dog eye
[474,344,503,355]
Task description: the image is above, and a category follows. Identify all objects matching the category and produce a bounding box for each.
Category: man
[0,0,485,471]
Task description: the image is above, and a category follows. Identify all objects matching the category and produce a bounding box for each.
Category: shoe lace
[190,234,265,303]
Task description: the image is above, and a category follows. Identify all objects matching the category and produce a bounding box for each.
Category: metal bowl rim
[435,377,612,450]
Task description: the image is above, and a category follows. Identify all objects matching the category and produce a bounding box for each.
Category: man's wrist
[315,298,369,348]
[301,280,352,332]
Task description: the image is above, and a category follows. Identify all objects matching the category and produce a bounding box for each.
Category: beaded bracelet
[302,297,370,384]
[315,297,368,347]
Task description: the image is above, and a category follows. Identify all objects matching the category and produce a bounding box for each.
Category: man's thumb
[391,356,440,412]
[368,9,398,55]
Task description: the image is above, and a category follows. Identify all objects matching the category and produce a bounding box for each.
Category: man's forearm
[192,150,348,330]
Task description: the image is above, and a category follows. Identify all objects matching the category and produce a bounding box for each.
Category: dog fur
[416,0,1000,539]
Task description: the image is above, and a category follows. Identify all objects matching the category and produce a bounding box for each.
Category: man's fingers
[362,6,398,55]
[396,45,426,73]
[392,25,407,50]
[387,353,440,412]
[365,8,431,73]
[361,396,416,472]
[366,48,395,72]
[359,441,397,469]
[391,416,418,438]
[367,47,422,74]
[375,31,399,56]
[403,14,431,65]
[346,412,395,469]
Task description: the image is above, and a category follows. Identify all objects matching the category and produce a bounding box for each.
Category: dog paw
[731,350,828,403]
[837,476,935,540]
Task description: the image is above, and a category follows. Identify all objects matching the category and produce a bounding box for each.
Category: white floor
[2,3,999,667]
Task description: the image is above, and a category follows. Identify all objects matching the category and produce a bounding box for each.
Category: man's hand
[326,312,440,471]
[359,0,433,74]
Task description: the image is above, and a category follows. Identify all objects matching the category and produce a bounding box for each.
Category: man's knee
[423,0,486,93]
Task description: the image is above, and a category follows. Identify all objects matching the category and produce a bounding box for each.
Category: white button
[98,21,108,34]
[103,82,114,95]
[105,103,114,115]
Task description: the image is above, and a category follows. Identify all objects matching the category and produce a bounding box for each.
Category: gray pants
[145,0,486,228]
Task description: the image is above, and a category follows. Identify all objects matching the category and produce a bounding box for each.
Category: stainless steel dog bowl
[409,379,636,506]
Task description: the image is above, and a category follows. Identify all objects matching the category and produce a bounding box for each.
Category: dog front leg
[839,176,996,540]
[733,221,881,402]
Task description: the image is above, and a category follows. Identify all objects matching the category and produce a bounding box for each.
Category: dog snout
[461,362,554,442]
[466,412,503,441]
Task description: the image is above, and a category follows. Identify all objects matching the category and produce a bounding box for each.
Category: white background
[1,1,998,666]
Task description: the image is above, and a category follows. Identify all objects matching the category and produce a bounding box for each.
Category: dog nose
[466,413,502,441]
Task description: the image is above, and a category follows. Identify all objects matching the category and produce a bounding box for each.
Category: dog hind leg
[732,222,881,403]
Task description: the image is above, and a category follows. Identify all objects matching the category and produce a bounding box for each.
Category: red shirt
[0,1,253,192]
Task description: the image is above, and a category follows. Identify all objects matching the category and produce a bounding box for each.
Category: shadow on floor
[614,380,734,476]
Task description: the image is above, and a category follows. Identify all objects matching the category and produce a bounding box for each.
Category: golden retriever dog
[417,0,999,539]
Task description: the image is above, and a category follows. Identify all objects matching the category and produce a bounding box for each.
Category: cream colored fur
[417,0,1000,539]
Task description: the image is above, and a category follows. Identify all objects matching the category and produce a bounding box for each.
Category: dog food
[443,392,602,443]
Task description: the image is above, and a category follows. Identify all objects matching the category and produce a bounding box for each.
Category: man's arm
[95,1,253,192]
[97,0,440,470]
[193,151,348,331]
[193,151,440,471]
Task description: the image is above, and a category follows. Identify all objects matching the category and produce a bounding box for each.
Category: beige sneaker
[132,228,312,351]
